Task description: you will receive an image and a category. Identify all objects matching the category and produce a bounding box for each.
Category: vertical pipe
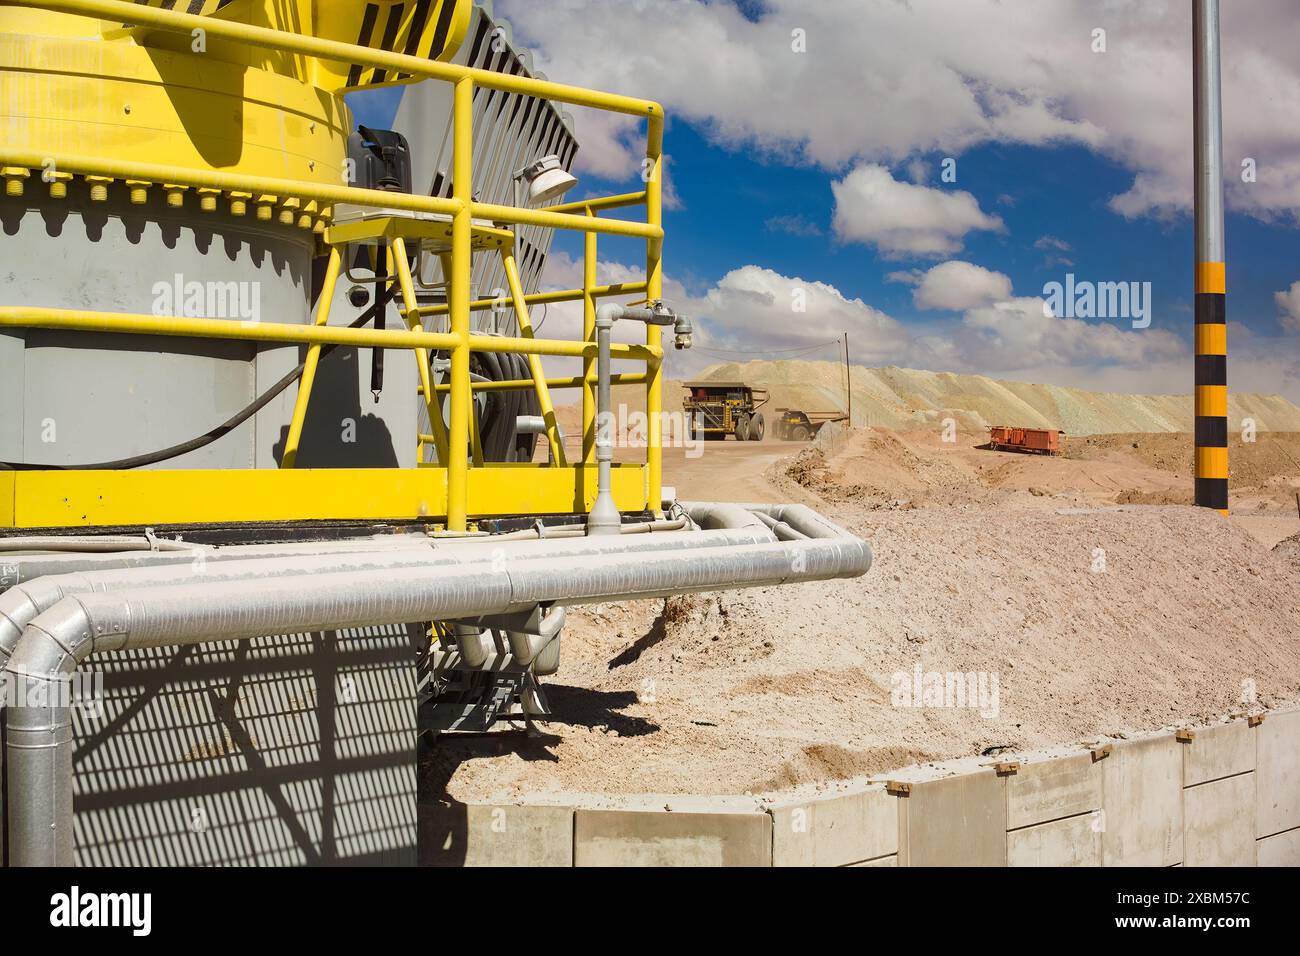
[502,247,567,465]
[448,77,474,530]
[588,317,620,534]
[645,113,665,515]
[282,245,342,468]
[583,209,598,465]
[1193,0,1228,514]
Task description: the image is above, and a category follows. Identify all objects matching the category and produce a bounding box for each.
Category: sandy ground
[428,427,1300,803]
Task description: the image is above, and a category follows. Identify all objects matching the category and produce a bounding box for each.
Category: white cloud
[831,165,1004,258]
[497,0,1300,222]
[687,265,910,364]
[956,296,1186,371]
[1275,281,1300,333]
[908,260,1012,311]
[532,253,1297,403]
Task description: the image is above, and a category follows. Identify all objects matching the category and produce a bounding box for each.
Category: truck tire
[750,413,765,441]
[791,424,811,441]
[735,414,751,442]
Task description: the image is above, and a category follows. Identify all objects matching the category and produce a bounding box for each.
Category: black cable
[0,284,400,471]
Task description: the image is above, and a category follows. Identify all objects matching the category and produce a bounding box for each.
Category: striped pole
[1193,0,1228,513]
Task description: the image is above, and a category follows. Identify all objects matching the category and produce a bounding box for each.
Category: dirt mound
[1274,531,1300,568]
[432,484,1300,802]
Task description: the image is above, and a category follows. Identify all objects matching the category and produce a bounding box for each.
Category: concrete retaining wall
[426,710,1300,866]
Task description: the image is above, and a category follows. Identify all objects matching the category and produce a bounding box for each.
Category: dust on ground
[428,426,1300,804]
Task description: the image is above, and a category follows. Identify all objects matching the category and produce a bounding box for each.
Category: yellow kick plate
[2,465,648,529]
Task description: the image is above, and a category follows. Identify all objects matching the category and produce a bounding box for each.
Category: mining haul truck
[683,382,768,441]
[0,0,870,867]
[774,408,848,441]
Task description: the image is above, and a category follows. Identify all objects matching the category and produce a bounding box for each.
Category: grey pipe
[4,500,867,865]
[752,510,809,541]
[0,534,198,554]
[1193,0,1224,266]
[589,301,691,535]
[589,304,627,534]
[0,534,445,587]
[0,524,775,676]
[451,623,490,668]
[506,604,565,665]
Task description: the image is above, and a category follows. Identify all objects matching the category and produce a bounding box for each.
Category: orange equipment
[987,425,1065,456]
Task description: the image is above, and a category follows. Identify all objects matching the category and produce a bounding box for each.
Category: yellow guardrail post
[645,113,665,515]
[502,245,567,466]
[390,236,449,465]
[583,206,598,466]
[447,76,473,531]
[281,245,342,468]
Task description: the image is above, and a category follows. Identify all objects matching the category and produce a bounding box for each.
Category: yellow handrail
[8,0,667,530]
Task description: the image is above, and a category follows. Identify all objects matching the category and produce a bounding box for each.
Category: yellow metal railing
[0,0,668,532]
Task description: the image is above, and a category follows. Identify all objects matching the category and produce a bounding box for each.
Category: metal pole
[843,331,852,427]
[448,77,473,531]
[1193,0,1228,513]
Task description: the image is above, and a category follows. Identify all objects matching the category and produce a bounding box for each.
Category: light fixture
[513,154,578,207]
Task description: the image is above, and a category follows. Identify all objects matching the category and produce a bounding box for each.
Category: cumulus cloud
[531,253,1296,402]
[686,265,910,364]
[907,261,1013,311]
[497,0,1300,222]
[831,165,1004,258]
[1275,281,1300,333]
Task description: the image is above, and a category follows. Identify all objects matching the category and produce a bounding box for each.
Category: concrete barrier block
[1102,735,1183,866]
[769,786,897,867]
[1256,828,1300,866]
[1007,814,1102,866]
[421,803,573,867]
[1007,751,1102,829]
[1256,709,1300,838]
[574,808,772,866]
[1184,773,1256,867]
[1182,721,1254,787]
[896,768,1006,866]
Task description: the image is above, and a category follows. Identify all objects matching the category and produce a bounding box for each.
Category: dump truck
[987,425,1066,456]
[774,408,848,441]
[682,382,768,441]
[0,0,869,867]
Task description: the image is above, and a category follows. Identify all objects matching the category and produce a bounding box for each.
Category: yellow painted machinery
[0,0,870,866]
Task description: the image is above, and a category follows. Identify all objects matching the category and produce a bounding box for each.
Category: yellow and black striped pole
[1193,0,1228,514]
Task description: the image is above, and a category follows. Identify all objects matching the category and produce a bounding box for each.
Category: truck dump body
[988,425,1065,456]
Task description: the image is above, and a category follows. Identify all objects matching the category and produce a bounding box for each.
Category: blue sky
[353,0,1300,400]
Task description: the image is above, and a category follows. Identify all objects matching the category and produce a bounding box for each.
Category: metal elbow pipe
[451,623,490,668]
[4,599,95,867]
[506,604,565,665]
[680,502,767,532]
